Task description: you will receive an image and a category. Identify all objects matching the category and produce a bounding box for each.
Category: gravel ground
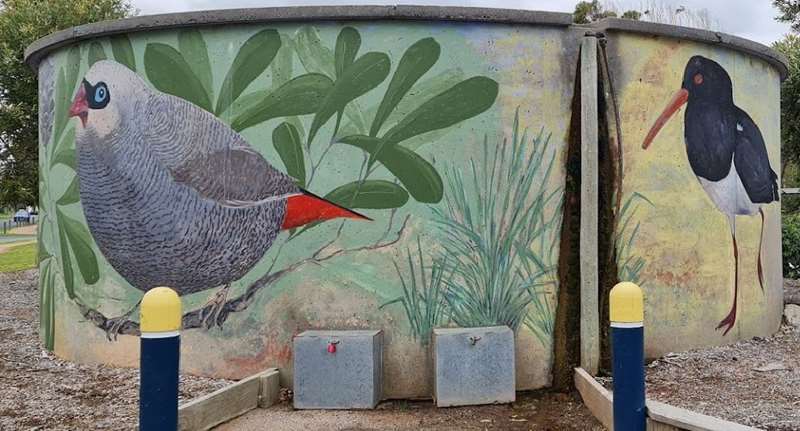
[597,312,800,430]
[0,270,230,430]
[218,391,604,431]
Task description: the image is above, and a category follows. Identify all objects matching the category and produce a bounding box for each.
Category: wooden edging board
[178,368,280,431]
[573,368,763,431]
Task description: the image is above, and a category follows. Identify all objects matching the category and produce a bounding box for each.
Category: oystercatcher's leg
[757,208,765,292]
[717,216,738,335]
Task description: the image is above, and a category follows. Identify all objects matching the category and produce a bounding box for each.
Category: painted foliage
[37,23,570,394]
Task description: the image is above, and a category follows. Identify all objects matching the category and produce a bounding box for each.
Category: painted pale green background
[37,22,574,396]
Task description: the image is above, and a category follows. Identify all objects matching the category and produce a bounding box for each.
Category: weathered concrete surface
[433,326,515,407]
[580,35,600,375]
[23,5,572,67]
[293,330,382,409]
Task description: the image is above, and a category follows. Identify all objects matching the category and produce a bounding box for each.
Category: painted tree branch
[76,215,410,337]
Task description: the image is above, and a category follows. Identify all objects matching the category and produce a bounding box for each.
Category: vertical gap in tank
[596,41,621,374]
[552,46,583,392]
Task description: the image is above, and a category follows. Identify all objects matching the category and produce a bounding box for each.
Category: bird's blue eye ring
[94,85,107,103]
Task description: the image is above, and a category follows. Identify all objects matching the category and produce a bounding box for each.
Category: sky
[130,0,793,46]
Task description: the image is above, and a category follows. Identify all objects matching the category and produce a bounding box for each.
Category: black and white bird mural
[67,60,369,333]
[642,55,780,335]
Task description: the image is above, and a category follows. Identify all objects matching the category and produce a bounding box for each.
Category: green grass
[431,109,561,336]
[381,238,449,345]
[0,242,38,272]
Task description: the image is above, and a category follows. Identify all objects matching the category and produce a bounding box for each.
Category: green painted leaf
[294,26,336,78]
[308,52,390,144]
[344,101,369,135]
[144,43,212,112]
[52,68,69,147]
[56,214,75,299]
[334,27,361,78]
[215,29,281,115]
[271,33,294,88]
[339,135,443,203]
[58,209,99,285]
[326,180,409,209]
[178,29,213,99]
[40,260,55,350]
[38,222,52,264]
[370,38,440,137]
[88,42,107,66]
[232,73,333,132]
[273,122,306,187]
[57,176,80,206]
[382,76,498,145]
[361,68,465,136]
[50,127,76,170]
[110,35,136,71]
[65,45,82,96]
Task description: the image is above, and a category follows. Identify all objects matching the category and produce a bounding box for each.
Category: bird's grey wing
[732,107,779,204]
[171,147,300,206]
[143,92,299,205]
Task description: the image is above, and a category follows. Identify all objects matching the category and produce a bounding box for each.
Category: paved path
[0,235,36,245]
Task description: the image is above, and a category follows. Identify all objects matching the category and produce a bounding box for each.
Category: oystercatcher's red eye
[693,73,704,85]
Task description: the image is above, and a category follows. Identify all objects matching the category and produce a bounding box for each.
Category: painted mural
[608,34,783,354]
[37,22,571,394]
[642,55,780,335]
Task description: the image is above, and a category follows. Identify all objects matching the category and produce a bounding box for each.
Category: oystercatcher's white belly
[697,160,759,217]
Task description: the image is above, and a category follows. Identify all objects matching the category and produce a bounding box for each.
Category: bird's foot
[199,286,230,330]
[104,301,141,341]
[715,309,736,336]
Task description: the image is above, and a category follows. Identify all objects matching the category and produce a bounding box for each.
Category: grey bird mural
[67,60,369,334]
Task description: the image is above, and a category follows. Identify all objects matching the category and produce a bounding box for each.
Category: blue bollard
[139,287,181,431]
[610,281,646,431]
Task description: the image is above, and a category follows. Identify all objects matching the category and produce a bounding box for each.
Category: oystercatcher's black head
[643,55,732,149]
[681,55,733,104]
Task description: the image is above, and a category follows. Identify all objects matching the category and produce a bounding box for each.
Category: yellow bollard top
[610,282,644,323]
[140,287,182,333]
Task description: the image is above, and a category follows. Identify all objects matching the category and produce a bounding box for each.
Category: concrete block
[293,330,383,409]
[433,326,515,407]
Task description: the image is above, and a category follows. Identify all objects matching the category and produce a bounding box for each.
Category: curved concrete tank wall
[25,6,786,397]
[598,19,786,355]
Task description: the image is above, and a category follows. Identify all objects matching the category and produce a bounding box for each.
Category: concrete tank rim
[593,17,789,81]
[23,5,787,81]
[23,5,573,68]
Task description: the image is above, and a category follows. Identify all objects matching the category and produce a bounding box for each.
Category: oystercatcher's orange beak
[642,88,688,149]
[68,84,89,127]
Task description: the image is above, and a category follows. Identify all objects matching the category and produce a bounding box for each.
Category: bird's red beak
[642,88,689,149]
[68,84,89,127]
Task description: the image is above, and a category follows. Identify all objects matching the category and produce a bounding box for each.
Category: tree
[574,0,717,30]
[0,0,134,209]
[573,1,623,24]
[773,35,800,180]
[773,35,800,214]
[775,0,800,32]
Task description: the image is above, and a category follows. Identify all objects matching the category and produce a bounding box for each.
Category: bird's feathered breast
[143,92,299,205]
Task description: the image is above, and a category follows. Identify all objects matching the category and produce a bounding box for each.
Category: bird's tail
[281,189,371,230]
